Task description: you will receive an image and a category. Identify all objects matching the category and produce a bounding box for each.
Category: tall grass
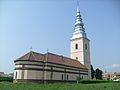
[0,82,120,90]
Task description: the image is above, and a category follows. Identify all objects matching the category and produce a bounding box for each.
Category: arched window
[15,72,17,79]
[62,74,63,80]
[67,75,69,80]
[82,76,83,79]
[85,44,87,50]
[76,57,78,60]
[75,44,78,49]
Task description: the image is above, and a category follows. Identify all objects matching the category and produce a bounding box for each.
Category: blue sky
[0,0,120,74]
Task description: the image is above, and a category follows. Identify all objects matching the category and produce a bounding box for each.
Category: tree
[91,65,95,79]
[95,68,103,80]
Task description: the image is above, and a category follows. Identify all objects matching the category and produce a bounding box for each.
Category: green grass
[0,82,120,90]
[78,80,120,84]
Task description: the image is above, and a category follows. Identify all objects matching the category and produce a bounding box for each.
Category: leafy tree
[91,65,95,79]
[95,68,103,80]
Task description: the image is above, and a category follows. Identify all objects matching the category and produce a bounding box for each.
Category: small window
[15,72,17,79]
[67,75,69,80]
[62,74,63,80]
[75,44,78,49]
[85,44,87,50]
[81,76,83,79]
[76,57,78,60]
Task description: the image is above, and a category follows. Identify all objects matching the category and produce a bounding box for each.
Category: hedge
[0,77,13,82]
[78,80,118,84]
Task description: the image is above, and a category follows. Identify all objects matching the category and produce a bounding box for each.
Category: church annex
[13,7,91,83]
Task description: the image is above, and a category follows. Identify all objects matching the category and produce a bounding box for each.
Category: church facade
[13,7,91,83]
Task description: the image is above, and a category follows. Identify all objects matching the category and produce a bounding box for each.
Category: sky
[0,0,120,74]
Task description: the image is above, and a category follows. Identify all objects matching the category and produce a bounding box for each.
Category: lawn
[0,82,120,90]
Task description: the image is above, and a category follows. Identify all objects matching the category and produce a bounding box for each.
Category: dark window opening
[76,57,78,60]
[85,44,87,50]
[81,76,83,79]
[67,75,69,80]
[15,72,17,79]
[75,44,78,49]
[62,74,63,80]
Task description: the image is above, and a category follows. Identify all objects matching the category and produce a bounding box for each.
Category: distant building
[8,73,13,77]
[0,72,4,77]
[102,72,120,81]
[13,6,91,83]
[0,72,13,77]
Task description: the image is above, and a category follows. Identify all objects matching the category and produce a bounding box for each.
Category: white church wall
[14,70,22,79]
[52,72,63,80]
[27,70,43,79]
[67,73,79,80]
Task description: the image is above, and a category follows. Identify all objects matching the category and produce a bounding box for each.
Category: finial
[30,46,33,51]
[77,0,80,12]
[46,48,49,53]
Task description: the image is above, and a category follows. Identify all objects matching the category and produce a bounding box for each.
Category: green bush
[78,80,114,84]
[0,77,13,82]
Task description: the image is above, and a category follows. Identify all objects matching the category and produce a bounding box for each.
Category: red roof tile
[16,51,45,61]
[0,72,4,75]
[15,51,87,69]
[46,53,86,69]
[114,73,120,75]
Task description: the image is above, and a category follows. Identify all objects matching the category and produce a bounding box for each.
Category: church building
[13,7,91,83]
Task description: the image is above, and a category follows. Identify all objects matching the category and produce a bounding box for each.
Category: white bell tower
[70,6,91,79]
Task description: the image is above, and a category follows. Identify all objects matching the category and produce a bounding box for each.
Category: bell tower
[70,6,91,79]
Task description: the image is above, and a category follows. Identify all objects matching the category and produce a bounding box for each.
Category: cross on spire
[46,48,49,53]
[77,0,80,11]
[30,46,33,51]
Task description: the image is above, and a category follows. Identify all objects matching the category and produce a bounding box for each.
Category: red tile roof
[114,73,120,75]
[15,51,87,69]
[0,72,4,75]
[47,53,87,69]
[16,51,45,61]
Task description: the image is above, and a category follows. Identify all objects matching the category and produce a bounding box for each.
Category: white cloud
[105,64,120,69]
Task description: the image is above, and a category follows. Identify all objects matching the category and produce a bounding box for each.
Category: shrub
[78,80,113,84]
[0,77,13,82]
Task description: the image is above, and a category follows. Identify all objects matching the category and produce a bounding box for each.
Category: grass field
[0,82,120,90]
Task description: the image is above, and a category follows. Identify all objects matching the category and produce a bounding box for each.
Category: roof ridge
[46,52,59,56]
[47,52,81,62]
[31,51,37,60]
[32,51,45,56]
[28,51,32,60]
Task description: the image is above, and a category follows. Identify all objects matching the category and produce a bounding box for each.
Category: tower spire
[71,2,87,40]
[70,0,91,79]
